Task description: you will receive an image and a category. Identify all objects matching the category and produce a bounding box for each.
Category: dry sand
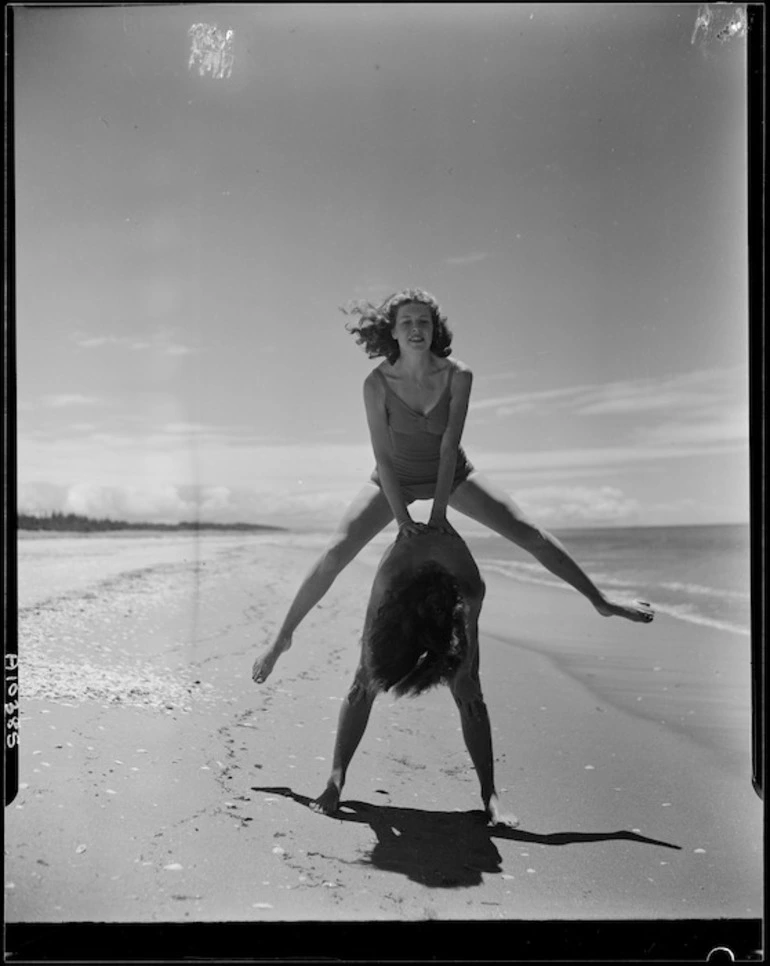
[6,531,763,927]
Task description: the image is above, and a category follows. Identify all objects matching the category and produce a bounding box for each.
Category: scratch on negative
[691,4,746,46]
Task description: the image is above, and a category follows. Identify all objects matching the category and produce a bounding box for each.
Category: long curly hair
[342,289,454,365]
[363,562,469,698]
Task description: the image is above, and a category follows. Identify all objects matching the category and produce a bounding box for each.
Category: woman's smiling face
[392,301,434,354]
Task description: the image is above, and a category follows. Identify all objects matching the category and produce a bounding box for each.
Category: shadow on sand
[251,786,681,889]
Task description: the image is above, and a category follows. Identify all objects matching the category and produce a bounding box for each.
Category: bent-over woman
[310,526,519,827]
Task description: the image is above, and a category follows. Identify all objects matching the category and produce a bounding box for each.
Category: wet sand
[6,531,763,924]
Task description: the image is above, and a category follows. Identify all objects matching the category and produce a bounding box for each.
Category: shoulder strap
[375,367,389,392]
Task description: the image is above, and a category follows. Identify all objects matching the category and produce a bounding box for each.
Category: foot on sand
[310,783,341,816]
[595,597,655,624]
[252,636,291,684]
[485,793,520,829]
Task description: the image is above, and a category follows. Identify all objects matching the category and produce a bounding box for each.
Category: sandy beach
[6,531,763,939]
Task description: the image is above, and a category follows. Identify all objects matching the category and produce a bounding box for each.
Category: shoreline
[477,573,754,779]
[7,534,762,922]
[16,527,290,541]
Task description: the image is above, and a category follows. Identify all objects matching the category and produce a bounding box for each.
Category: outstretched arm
[430,366,473,532]
[364,373,421,538]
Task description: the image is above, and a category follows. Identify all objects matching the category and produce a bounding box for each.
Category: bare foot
[252,636,291,684]
[594,597,654,624]
[485,793,520,829]
[310,783,341,816]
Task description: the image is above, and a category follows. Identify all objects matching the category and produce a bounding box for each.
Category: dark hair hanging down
[342,288,454,365]
[363,562,469,697]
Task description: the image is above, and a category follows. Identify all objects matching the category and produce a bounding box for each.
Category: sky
[14,3,750,531]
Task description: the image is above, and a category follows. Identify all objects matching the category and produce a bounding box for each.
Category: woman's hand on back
[397,520,429,540]
[427,511,458,538]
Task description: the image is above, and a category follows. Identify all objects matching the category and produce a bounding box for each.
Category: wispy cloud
[72,332,157,351]
[471,439,748,478]
[471,367,746,418]
[571,368,744,417]
[469,382,598,413]
[633,415,749,447]
[25,418,292,452]
[42,394,103,408]
[73,335,149,351]
[349,281,395,302]
[469,367,749,448]
[18,433,373,490]
[474,370,520,385]
[514,485,642,525]
[71,329,199,356]
[445,252,490,266]
[161,422,216,436]
[490,402,537,417]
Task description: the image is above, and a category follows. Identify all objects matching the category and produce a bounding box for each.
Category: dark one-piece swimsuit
[369,364,475,502]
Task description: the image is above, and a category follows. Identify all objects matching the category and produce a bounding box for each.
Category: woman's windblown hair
[363,562,469,697]
[342,288,453,364]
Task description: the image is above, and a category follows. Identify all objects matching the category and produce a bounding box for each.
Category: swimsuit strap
[375,367,389,393]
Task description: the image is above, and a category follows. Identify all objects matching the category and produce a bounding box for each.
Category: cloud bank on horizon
[18,364,748,530]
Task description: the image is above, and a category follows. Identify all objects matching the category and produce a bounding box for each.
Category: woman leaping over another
[252,288,653,685]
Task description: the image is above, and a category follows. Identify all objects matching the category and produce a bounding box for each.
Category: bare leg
[450,605,519,827]
[311,668,376,815]
[252,484,394,684]
[450,474,654,624]
[455,693,519,828]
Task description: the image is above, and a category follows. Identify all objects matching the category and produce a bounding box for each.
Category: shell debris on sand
[18,652,215,714]
[17,559,230,712]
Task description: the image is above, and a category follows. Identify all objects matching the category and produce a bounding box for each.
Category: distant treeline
[17,512,287,533]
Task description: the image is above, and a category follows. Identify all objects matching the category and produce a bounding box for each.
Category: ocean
[464,524,752,638]
[16,523,753,639]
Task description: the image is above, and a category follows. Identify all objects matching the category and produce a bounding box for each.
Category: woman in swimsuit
[252,288,653,684]
[310,526,519,828]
